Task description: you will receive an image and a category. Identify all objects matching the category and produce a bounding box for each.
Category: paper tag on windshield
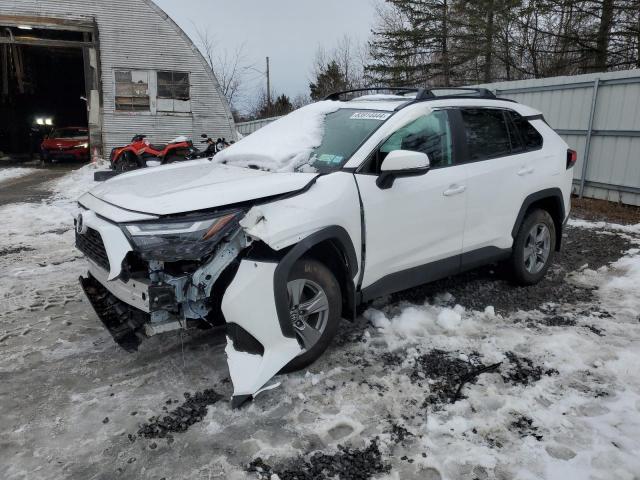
[350,112,391,121]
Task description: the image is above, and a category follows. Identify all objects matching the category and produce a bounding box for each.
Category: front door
[355,109,467,298]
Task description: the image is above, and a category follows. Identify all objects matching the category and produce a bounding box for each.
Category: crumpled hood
[88,159,318,216]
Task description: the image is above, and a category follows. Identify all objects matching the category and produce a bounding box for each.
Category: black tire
[509,208,556,285]
[281,259,342,373]
[115,152,139,172]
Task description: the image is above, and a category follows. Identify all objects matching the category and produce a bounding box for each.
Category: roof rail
[325,86,497,102]
[324,87,423,101]
[395,87,500,110]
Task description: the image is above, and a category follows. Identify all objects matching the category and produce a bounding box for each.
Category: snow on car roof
[215,101,343,172]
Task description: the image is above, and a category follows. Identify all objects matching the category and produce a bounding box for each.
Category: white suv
[76,88,575,407]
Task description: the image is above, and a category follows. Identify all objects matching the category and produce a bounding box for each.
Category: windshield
[51,128,87,139]
[302,109,391,173]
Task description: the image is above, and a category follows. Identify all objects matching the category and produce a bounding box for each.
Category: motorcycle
[109,135,194,172]
[186,134,219,160]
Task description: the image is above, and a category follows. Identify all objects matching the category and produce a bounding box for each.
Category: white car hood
[87,160,318,216]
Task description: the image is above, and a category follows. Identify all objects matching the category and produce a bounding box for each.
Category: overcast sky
[153,0,377,109]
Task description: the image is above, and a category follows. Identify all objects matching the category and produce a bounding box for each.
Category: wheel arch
[512,188,565,251]
[271,226,359,338]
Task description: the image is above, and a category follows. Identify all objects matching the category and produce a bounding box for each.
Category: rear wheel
[115,153,139,172]
[281,259,342,373]
[509,209,556,285]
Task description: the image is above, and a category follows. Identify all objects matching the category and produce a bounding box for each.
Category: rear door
[355,109,467,296]
[455,108,545,255]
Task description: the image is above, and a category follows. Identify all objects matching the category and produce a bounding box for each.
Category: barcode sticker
[350,112,392,121]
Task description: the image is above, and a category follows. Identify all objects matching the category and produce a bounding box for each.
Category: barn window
[156,71,190,113]
[157,71,190,100]
[115,70,150,111]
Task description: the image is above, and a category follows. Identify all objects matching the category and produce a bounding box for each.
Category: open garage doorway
[0,20,101,164]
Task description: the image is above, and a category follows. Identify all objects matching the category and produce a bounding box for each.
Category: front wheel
[280,259,342,373]
[508,209,556,285]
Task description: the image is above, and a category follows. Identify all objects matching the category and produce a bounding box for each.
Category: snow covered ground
[0,167,39,184]
[1,165,639,480]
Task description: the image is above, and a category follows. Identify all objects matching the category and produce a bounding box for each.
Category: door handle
[517,166,534,176]
[443,184,466,196]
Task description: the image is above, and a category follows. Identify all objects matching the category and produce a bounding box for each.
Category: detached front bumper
[79,273,148,352]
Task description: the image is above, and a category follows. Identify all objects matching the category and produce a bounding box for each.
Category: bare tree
[311,34,368,93]
[193,26,249,108]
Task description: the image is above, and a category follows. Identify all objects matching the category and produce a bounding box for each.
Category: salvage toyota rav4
[76,87,574,407]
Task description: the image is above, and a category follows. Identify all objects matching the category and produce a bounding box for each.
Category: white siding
[1,0,235,152]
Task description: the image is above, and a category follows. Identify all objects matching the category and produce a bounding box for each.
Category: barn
[0,0,235,161]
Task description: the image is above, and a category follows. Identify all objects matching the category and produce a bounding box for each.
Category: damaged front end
[76,207,305,407]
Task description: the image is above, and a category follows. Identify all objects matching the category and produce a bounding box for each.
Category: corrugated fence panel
[477,69,640,205]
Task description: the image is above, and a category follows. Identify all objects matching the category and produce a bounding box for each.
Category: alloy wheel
[523,223,551,274]
[287,278,330,352]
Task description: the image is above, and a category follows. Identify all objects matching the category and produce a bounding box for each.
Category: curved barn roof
[142,0,235,133]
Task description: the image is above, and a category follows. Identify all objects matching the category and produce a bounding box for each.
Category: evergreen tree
[309,61,348,100]
[366,0,640,86]
[366,0,457,86]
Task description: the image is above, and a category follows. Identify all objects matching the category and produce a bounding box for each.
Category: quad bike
[109,135,194,172]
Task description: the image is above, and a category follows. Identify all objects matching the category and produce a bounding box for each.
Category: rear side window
[460,109,511,161]
[508,111,543,150]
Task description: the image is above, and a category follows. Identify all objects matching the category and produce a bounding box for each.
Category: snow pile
[569,217,640,235]
[215,101,342,172]
[48,161,104,210]
[0,167,38,183]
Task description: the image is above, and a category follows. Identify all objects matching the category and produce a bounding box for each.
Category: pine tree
[366,0,456,86]
[309,61,348,100]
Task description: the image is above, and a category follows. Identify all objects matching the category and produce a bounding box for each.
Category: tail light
[566,149,577,169]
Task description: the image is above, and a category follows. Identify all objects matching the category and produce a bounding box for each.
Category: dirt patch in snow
[0,245,35,256]
[136,389,222,440]
[510,414,543,441]
[408,350,501,410]
[247,438,390,480]
[572,196,640,225]
[501,352,558,386]
[393,225,633,313]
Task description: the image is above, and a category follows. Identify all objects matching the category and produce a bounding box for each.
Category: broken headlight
[122,211,242,261]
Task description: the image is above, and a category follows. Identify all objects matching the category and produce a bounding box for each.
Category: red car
[41,127,90,163]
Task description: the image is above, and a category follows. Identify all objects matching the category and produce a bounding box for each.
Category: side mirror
[376,150,430,189]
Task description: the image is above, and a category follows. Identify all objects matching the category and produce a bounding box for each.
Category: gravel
[386,421,414,444]
[409,350,501,410]
[392,225,633,313]
[136,389,222,439]
[501,352,558,386]
[247,438,390,480]
[510,415,543,441]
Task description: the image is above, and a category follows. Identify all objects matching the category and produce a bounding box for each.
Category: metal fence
[476,69,640,206]
[237,70,640,205]
[236,116,283,136]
